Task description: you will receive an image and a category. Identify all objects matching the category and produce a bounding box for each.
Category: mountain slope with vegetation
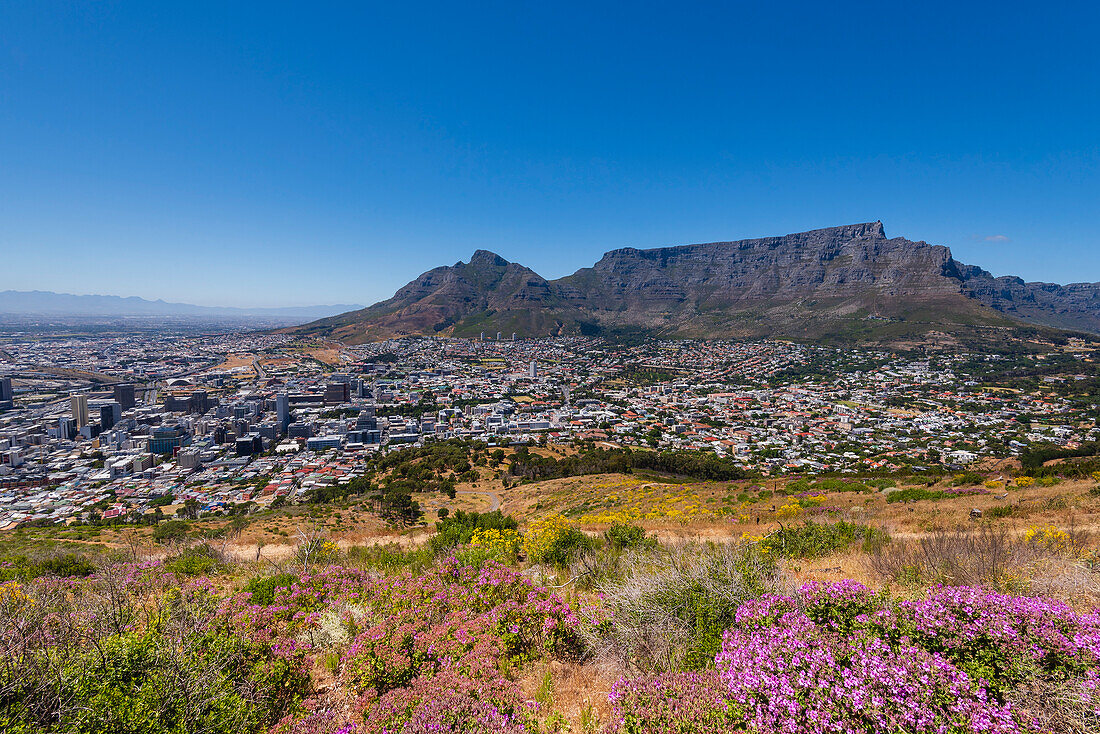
[288,222,1100,344]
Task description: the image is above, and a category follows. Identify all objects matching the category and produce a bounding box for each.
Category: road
[456,489,502,511]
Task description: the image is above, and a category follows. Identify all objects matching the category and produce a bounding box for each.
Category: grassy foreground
[1,497,1099,734]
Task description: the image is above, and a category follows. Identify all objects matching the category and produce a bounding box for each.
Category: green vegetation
[507,445,747,482]
[759,520,887,558]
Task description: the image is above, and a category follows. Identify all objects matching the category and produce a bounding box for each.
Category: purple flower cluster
[716,610,1017,733]
[259,560,588,734]
[609,582,1100,734]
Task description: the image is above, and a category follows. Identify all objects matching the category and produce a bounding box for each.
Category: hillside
[288,222,1100,344]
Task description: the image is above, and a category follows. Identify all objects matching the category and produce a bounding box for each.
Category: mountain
[288,222,1100,344]
[0,291,362,322]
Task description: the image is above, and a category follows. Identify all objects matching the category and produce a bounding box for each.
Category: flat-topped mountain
[289,222,1100,344]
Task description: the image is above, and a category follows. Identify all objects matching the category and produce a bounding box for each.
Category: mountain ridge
[287,222,1100,344]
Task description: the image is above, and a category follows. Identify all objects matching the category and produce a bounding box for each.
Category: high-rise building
[113,383,136,410]
[528,361,538,379]
[149,425,189,454]
[71,393,89,428]
[58,416,75,440]
[324,382,350,405]
[100,402,122,430]
[276,393,290,434]
[0,377,12,402]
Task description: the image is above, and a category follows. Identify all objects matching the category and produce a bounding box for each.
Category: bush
[346,543,433,573]
[605,522,655,551]
[0,553,95,581]
[243,572,298,605]
[523,516,595,566]
[759,520,887,559]
[153,520,190,544]
[592,542,780,671]
[868,526,1032,589]
[467,527,522,564]
[886,487,944,502]
[430,510,518,554]
[53,631,309,734]
[610,582,1100,734]
[714,594,1018,734]
[163,544,223,576]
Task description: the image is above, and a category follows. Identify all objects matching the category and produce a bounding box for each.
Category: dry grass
[865,523,1100,606]
[586,541,784,673]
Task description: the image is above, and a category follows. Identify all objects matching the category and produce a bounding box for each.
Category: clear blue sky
[1,1,1098,307]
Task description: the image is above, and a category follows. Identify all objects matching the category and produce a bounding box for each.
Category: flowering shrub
[1024,524,1072,552]
[716,612,1018,734]
[522,516,594,566]
[250,560,588,734]
[773,501,802,519]
[469,527,522,561]
[608,671,733,733]
[608,582,1100,733]
[1014,476,1035,487]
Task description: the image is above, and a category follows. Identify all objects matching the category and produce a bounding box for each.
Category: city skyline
[2,1,1099,308]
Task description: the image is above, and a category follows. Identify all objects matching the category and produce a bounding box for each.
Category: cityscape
[2,328,1096,529]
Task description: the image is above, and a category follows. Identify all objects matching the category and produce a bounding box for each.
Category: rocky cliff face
[955,264,1100,334]
[561,221,963,308]
[290,222,1100,343]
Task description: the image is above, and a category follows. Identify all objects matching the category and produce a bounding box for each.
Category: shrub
[469,527,522,561]
[759,520,886,559]
[244,572,299,605]
[605,522,655,551]
[152,520,190,544]
[346,543,434,573]
[607,671,733,734]
[164,552,216,576]
[592,543,780,671]
[54,631,309,734]
[430,510,518,553]
[0,552,95,581]
[887,487,944,502]
[523,516,595,566]
[716,604,1018,734]
[867,526,1037,589]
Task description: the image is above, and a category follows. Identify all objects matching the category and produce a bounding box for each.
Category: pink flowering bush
[608,582,1100,734]
[608,671,734,733]
[257,560,590,734]
[715,609,1018,734]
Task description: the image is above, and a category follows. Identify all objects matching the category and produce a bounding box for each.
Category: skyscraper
[113,383,136,410]
[276,393,290,434]
[0,377,12,402]
[323,382,350,405]
[71,393,89,428]
[528,361,537,379]
[100,402,122,430]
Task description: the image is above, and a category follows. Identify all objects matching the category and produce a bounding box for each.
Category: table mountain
[290,222,1100,344]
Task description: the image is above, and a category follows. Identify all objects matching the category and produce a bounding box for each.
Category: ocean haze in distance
[0,290,361,321]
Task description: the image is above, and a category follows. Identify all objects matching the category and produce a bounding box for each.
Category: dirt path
[457,489,502,511]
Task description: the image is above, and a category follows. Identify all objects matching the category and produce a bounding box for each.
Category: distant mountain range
[286,222,1100,346]
[0,290,362,322]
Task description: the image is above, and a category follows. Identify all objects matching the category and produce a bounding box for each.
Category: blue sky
[1,1,1098,307]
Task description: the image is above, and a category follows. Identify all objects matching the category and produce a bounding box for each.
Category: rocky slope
[290,222,1100,343]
